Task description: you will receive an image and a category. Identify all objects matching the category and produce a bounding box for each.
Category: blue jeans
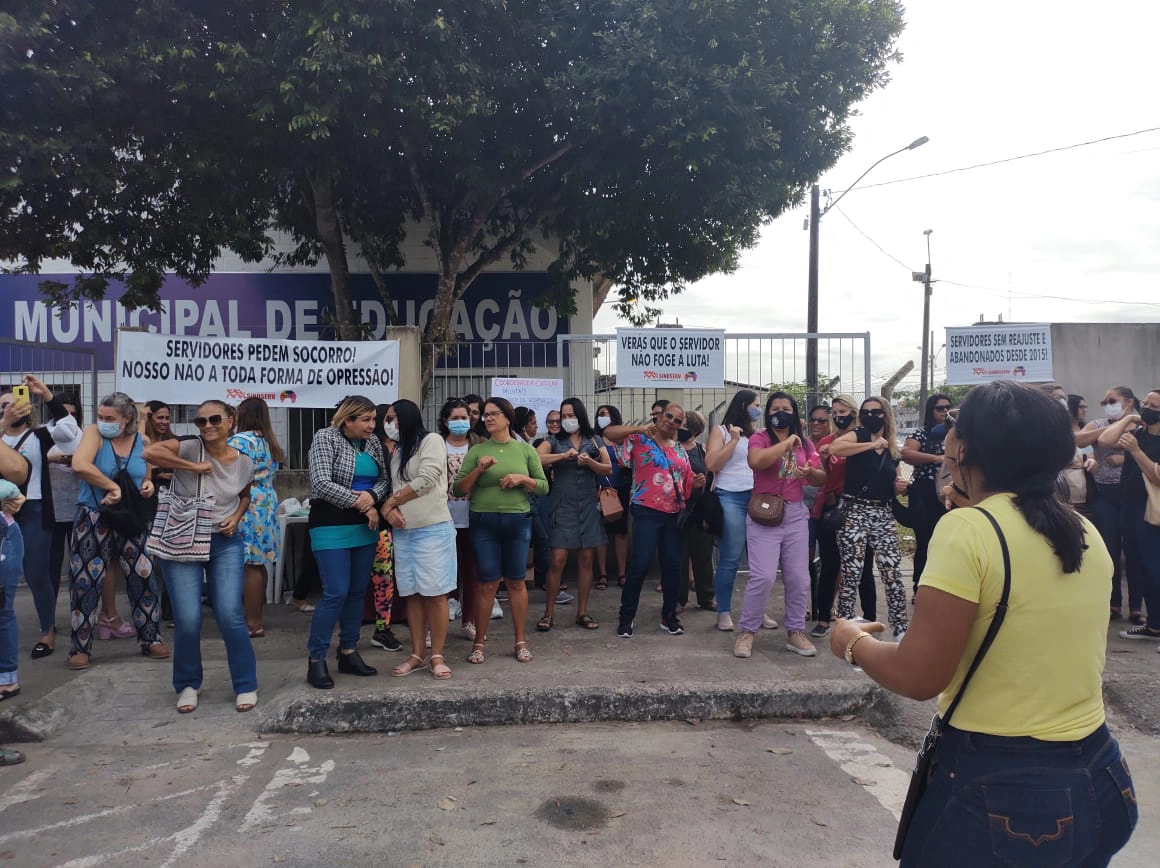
[1130,510,1160,631]
[470,511,533,582]
[161,532,256,695]
[15,501,56,634]
[901,724,1136,867]
[620,505,681,623]
[0,522,25,685]
[712,489,750,614]
[308,541,376,658]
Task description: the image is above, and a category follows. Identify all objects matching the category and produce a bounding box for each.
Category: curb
[258,678,881,735]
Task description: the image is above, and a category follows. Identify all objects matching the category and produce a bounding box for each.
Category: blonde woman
[828,396,910,638]
[304,396,391,689]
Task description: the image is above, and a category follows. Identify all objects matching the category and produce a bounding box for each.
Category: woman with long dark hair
[440,398,482,640]
[831,381,1135,864]
[1100,389,1160,642]
[380,400,457,679]
[593,404,628,589]
[303,396,390,689]
[829,396,910,638]
[145,400,256,713]
[535,398,610,631]
[228,397,284,638]
[901,393,954,591]
[733,392,825,659]
[704,389,759,630]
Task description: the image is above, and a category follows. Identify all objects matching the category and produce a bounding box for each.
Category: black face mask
[860,414,886,434]
[769,411,795,430]
[1141,407,1160,426]
[833,414,854,430]
[677,428,692,443]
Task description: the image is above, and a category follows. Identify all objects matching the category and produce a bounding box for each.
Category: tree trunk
[591,273,613,317]
[308,172,359,340]
[418,268,462,398]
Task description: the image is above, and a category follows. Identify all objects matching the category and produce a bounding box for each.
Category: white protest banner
[615,328,725,389]
[115,331,399,407]
[944,323,1053,385]
[490,377,564,428]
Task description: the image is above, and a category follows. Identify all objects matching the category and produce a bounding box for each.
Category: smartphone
[12,385,29,402]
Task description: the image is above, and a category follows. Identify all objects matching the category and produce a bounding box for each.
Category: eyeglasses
[809,417,829,424]
[663,411,685,425]
[546,418,561,426]
[482,411,502,420]
[934,404,952,412]
[860,409,886,418]
[193,414,225,428]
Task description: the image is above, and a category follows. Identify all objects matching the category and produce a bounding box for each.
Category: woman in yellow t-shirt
[829,381,1137,866]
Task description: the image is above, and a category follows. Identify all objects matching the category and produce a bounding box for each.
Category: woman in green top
[453,397,548,664]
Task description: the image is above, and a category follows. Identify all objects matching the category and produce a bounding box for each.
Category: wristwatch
[844,631,872,665]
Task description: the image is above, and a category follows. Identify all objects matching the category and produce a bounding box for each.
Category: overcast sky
[593,0,1160,393]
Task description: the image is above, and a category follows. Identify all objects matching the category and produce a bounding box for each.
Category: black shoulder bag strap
[893,505,1011,860]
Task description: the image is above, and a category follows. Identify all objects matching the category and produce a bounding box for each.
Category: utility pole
[914,229,934,413]
[805,184,820,409]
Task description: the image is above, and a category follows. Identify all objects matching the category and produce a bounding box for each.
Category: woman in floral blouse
[602,405,696,638]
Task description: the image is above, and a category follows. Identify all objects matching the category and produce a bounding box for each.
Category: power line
[845,126,1160,192]
[938,280,1160,308]
[832,206,913,272]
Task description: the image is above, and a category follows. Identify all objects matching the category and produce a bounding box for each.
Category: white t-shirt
[445,441,471,528]
[3,429,42,500]
[713,425,754,492]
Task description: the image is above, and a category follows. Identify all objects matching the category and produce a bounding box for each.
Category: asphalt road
[1,717,1154,867]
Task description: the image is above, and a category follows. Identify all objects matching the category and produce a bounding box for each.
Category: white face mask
[384,422,400,441]
[1105,402,1124,422]
[596,415,611,428]
[1057,397,1069,409]
[561,418,580,434]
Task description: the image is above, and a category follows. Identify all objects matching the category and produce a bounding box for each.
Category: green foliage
[2,1,905,366]
[892,383,973,410]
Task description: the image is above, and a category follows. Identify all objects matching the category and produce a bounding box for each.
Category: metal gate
[556,332,872,426]
[0,338,99,424]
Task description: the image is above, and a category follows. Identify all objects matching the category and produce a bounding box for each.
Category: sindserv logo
[641,370,686,381]
[226,388,277,401]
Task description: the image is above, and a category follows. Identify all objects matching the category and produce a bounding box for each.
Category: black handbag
[893,507,1011,860]
[99,436,157,537]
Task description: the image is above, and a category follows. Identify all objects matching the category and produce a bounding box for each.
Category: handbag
[98,436,156,538]
[145,441,216,562]
[599,486,624,523]
[893,507,1011,860]
[1144,464,1160,526]
[700,488,724,536]
[823,450,888,533]
[747,491,784,526]
[661,448,691,531]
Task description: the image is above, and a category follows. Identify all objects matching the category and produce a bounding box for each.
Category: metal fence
[0,338,99,424]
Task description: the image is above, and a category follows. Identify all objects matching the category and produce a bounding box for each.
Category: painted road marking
[807,727,910,819]
[0,767,53,814]
[239,747,336,833]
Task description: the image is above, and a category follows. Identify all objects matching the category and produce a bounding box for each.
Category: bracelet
[844,631,872,665]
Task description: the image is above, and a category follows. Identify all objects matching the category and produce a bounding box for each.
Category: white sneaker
[460,621,477,640]
[490,599,504,620]
[716,613,735,632]
[761,614,779,630]
[448,598,462,621]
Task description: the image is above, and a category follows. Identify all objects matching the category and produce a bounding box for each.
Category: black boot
[336,650,378,677]
[307,658,334,689]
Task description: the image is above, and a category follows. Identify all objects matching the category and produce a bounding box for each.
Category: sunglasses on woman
[663,411,685,426]
[860,409,886,418]
[934,404,952,412]
[193,414,225,428]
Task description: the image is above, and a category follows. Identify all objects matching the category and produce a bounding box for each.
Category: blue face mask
[747,406,762,422]
[447,420,472,436]
[97,421,122,438]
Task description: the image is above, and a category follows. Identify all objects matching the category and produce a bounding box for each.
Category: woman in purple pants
[733,392,825,659]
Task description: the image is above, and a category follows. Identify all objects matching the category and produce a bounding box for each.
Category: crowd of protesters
[0,375,1155,773]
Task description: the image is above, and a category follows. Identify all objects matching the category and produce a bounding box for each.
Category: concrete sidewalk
[1,576,878,744]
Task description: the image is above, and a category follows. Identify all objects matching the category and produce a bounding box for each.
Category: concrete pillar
[388,325,422,403]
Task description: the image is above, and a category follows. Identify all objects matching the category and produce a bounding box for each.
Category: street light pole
[804,136,928,409]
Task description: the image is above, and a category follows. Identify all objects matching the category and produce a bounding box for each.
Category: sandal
[514,641,533,663]
[236,691,258,713]
[176,687,200,714]
[0,748,25,767]
[467,643,486,665]
[249,627,265,639]
[618,576,626,587]
[0,686,19,702]
[595,575,608,590]
[575,613,599,630]
[391,653,428,677]
[288,598,315,613]
[430,654,452,680]
[536,614,553,632]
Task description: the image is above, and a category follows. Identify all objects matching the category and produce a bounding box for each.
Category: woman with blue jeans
[831,382,1135,865]
[304,396,390,689]
[705,390,759,631]
[145,400,256,714]
[1,449,28,766]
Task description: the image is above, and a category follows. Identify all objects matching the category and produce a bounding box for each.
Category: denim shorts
[469,511,532,582]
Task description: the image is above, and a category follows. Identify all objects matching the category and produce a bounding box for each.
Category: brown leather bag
[599,487,624,523]
[747,491,784,527]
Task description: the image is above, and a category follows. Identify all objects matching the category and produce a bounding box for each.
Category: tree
[893,383,973,411]
[2,1,905,391]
